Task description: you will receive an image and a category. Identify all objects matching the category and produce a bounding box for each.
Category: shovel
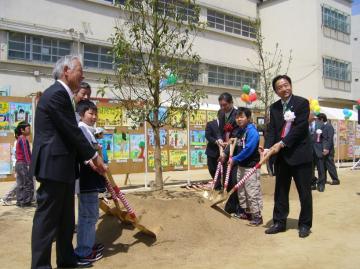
[211,147,277,217]
[103,170,157,238]
[202,146,224,200]
[223,138,237,195]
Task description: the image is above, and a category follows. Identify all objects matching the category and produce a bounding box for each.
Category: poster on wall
[149,107,167,122]
[338,120,347,145]
[190,110,206,126]
[130,134,146,160]
[356,124,360,139]
[332,121,338,147]
[190,149,207,167]
[207,111,218,122]
[121,108,137,127]
[9,102,32,129]
[148,128,167,147]
[169,150,188,167]
[168,129,187,148]
[168,109,187,129]
[190,130,206,146]
[98,134,114,161]
[0,143,11,174]
[148,150,168,168]
[97,106,122,127]
[113,133,130,160]
[0,102,10,131]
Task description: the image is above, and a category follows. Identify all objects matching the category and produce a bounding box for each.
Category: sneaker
[93,243,105,253]
[78,250,103,263]
[0,198,12,206]
[233,212,252,220]
[248,215,263,226]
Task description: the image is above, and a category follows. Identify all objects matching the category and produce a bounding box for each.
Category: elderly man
[30,55,106,269]
[264,75,313,238]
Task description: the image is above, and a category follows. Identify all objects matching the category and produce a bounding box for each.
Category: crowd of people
[0,55,342,268]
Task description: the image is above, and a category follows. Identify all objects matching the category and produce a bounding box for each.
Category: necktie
[71,97,76,112]
[282,102,287,114]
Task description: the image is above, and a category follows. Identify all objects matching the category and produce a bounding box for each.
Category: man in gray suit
[317,113,340,185]
[309,112,326,192]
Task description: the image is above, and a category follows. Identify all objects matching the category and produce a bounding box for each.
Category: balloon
[356,104,360,110]
[167,73,177,85]
[160,79,167,89]
[165,69,171,77]
[240,93,250,103]
[311,100,319,106]
[248,93,257,102]
[348,111,352,117]
[342,108,349,116]
[249,88,256,95]
[313,105,320,113]
[242,85,250,94]
[357,99,360,105]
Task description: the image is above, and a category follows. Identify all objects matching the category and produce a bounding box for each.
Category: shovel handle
[230,147,277,194]
[224,138,237,191]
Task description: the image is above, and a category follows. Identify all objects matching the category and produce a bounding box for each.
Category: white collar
[57,79,73,99]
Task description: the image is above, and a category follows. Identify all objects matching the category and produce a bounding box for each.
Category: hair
[14,121,30,139]
[317,113,327,122]
[76,100,97,117]
[218,92,233,103]
[80,81,91,91]
[52,55,81,80]
[236,107,252,119]
[272,75,292,92]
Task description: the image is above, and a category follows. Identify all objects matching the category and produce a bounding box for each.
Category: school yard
[0,168,359,269]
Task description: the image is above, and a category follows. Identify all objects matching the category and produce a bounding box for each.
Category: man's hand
[323,149,329,156]
[91,155,107,175]
[216,139,225,148]
[227,157,233,166]
[218,153,226,164]
[272,141,284,154]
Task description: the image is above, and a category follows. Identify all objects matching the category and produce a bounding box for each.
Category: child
[227,107,263,226]
[75,100,105,263]
[14,121,34,207]
[1,139,18,206]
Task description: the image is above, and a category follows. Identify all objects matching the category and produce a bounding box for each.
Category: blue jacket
[232,123,260,168]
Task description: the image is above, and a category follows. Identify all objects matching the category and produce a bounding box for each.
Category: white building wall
[0,0,259,104]
[258,0,352,105]
[352,14,360,100]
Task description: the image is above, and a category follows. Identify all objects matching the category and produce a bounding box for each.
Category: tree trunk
[153,124,163,190]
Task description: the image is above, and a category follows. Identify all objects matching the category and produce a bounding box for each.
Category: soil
[1,169,360,269]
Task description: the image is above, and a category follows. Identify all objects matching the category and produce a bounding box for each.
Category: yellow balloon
[314,105,320,112]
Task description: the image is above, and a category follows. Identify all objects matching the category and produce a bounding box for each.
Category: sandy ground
[0,168,360,269]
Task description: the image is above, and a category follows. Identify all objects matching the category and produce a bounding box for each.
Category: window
[156,0,199,23]
[323,57,351,82]
[8,32,71,63]
[207,9,256,39]
[208,64,258,89]
[84,44,113,70]
[102,0,125,5]
[322,6,350,34]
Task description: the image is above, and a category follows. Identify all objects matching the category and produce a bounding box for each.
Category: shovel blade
[210,193,232,218]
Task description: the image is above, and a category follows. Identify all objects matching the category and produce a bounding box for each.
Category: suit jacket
[265,95,312,166]
[205,119,221,158]
[310,121,324,158]
[218,107,238,140]
[30,81,96,183]
[322,122,335,156]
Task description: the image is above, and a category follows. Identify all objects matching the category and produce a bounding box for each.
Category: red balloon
[248,93,257,102]
[357,99,360,105]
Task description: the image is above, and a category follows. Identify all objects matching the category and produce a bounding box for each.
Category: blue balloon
[160,79,168,89]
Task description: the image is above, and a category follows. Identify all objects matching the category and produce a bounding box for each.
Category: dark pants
[31,180,76,269]
[273,158,313,229]
[313,153,326,186]
[224,164,240,214]
[15,162,34,206]
[207,156,218,179]
[324,154,339,182]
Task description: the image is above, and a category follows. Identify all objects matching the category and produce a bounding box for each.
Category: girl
[14,121,34,207]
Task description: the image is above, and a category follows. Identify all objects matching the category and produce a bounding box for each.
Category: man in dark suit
[309,112,326,192]
[264,75,313,238]
[216,93,239,214]
[205,117,221,180]
[30,55,107,269]
[317,113,340,185]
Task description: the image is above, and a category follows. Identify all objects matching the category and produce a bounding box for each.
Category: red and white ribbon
[233,163,261,192]
[211,161,223,189]
[316,129,322,143]
[224,157,232,191]
[281,121,292,138]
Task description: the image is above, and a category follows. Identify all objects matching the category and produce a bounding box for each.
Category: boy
[75,100,106,263]
[227,107,263,226]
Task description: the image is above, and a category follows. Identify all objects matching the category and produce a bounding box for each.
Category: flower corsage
[281,110,296,138]
[224,123,234,142]
[316,129,322,142]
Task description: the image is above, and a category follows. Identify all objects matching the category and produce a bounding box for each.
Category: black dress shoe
[58,260,92,268]
[311,184,317,190]
[330,180,340,185]
[317,184,325,192]
[265,223,286,234]
[299,226,311,238]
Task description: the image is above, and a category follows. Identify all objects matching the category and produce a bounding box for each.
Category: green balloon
[167,73,177,85]
[242,84,250,94]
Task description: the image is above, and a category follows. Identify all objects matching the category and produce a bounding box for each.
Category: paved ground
[0,168,359,269]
